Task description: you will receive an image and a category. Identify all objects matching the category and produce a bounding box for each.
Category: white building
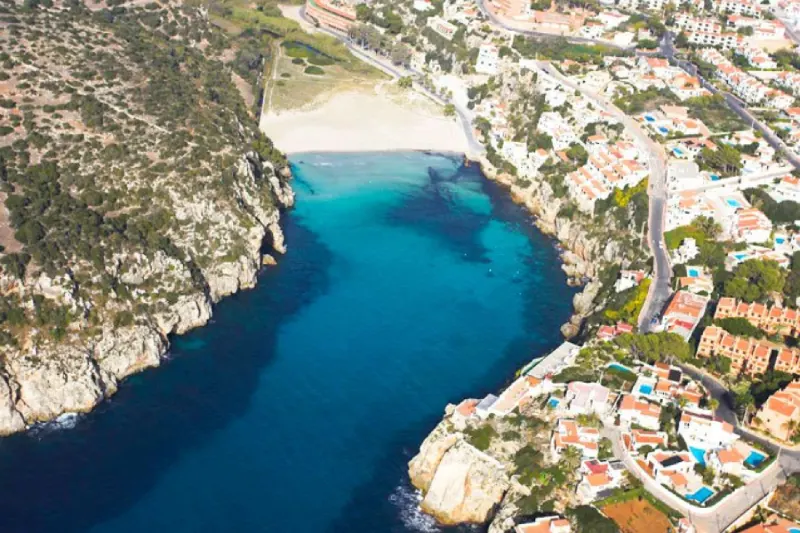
[565,382,611,416]
[618,394,662,430]
[678,410,739,449]
[476,43,500,75]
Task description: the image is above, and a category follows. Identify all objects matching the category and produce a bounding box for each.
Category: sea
[0,152,575,533]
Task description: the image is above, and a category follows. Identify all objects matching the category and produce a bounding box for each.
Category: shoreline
[260,88,471,155]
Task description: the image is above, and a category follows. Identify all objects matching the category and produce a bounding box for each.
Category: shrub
[304,65,325,75]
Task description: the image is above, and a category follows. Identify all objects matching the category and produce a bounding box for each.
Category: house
[551,419,600,459]
[679,410,739,449]
[738,514,800,533]
[714,296,800,336]
[647,450,695,489]
[596,321,634,341]
[476,43,500,75]
[708,447,746,476]
[696,325,795,376]
[629,429,668,450]
[618,394,662,430]
[475,394,499,419]
[427,16,457,40]
[752,380,800,441]
[304,0,357,32]
[614,270,646,292]
[774,175,800,203]
[673,238,700,264]
[413,0,434,11]
[661,291,709,340]
[576,460,625,502]
[489,375,548,416]
[515,516,572,533]
[564,382,611,416]
[731,207,773,243]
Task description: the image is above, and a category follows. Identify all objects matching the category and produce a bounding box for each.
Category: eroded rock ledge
[0,154,293,435]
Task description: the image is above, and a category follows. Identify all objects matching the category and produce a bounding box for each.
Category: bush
[464,424,497,451]
[567,505,620,533]
[291,57,305,65]
[304,65,325,75]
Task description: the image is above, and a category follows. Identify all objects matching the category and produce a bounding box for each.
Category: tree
[737,26,754,36]
[390,44,410,66]
[699,144,742,176]
[614,332,692,363]
[567,506,620,533]
[724,259,786,302]
[565,143,588,165]
[397,76,413,89]
[443,103,456,117]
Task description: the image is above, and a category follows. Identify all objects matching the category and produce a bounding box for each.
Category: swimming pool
[639,384,653,395]
[726,199,741,207]
[688,268,700,277]
[645,115,655,122]
[711,174,720,181]
[609,363,632,373]
[734,253,747,261]
[690,446,707,466]
[673,147,684,156]
[687,486,714,504]
[776,237,786,244]
[658,126,669,134]
[745,450,766,468]
[548,398,560,408]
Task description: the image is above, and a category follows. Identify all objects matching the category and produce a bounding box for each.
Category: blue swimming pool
[776,237,786,244]
[687,486,714,504]
[645,115,655,122]
[673,147,684,156]
[690,446,707,466]
[609,363,632,373]
[639,384,653,395]
[688,268,699,277]
[745,450,766,468]
[658,126,669,134]
[711,174,720,181]
[548,398,560,408]
[734,253,747,261]
[726,199,741,207]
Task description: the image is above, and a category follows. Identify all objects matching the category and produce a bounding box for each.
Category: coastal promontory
[0,0,292,433]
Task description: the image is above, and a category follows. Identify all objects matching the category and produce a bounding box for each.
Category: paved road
[661,32,800,171]
[606,421,790,533]
[533,62,673,332]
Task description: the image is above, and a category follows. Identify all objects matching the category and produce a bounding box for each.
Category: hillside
[0,0,293,432]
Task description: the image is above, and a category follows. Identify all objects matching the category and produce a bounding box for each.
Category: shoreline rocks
[0,154,294,436]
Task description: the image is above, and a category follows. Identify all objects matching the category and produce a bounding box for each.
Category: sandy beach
[260,86,470,154]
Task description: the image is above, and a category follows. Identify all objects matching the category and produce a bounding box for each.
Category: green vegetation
[744,187,800,225]
[685,95,747,132]
[714,317,766,339]
[699,143,742,177]
[567,505,620,533]
[464,424,497,451]
[723,259,785,302]
[603,278,651,324]
[513,36,630,64]
[303,65,325,75]
[613,87,678,114]
[614,332,692,363]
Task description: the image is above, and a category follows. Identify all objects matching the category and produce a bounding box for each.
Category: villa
[564,382,611,416]
[489,375,550,416]
[515,516,572,533]
[551,419,600,460]
[618,394,662,430]
[660,291,709,340]
[752,380,800,441]
[678,410,739,449]
[647,450,695,488]
[628,429,668,451]
[576,459,625,502]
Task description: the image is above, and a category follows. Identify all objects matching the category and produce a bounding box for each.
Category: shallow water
[0,152,574,533]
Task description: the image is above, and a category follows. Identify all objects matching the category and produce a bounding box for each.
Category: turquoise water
[639,384,653,395]
[745,450,766,468]
[608,363,632,373]
[548,398,560,408]
[0,152,574,533]
[688,268,699,277]
[687,486,714,504]
[690,446,707,466]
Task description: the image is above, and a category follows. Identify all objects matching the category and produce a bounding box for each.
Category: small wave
[389,483,441,533]
[30,412,81,436]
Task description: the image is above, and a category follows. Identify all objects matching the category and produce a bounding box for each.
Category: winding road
[533,62,672,333]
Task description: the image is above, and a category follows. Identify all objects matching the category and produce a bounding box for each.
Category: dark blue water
[0,152,574,533]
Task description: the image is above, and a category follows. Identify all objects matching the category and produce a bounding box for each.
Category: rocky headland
[0,0,293,433]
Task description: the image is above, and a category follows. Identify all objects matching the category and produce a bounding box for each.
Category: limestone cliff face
[409,414,511,526]
[0,154,293,435]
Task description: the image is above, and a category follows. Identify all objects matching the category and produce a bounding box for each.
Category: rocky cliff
[0,0,294,434]
[478,158,642,338]
[408,401,575,528]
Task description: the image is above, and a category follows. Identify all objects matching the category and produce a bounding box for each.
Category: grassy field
[602,498,673,533]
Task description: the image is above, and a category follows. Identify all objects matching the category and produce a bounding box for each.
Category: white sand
[260,89,470,154]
